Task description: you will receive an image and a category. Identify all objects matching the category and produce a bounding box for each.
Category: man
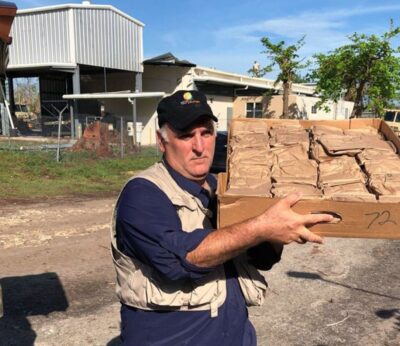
[111,90,333,345]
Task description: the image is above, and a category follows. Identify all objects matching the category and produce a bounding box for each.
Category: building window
[246,102,263,118]
[311,105,317,114]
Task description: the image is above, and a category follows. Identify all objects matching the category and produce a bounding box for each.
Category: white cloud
[215,4,400,55]
[184,4,400,75]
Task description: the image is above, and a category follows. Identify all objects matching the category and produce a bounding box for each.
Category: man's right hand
[254,193,334,245]
[187,193,333,268]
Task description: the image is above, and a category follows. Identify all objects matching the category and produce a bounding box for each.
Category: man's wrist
[244,214,273,244]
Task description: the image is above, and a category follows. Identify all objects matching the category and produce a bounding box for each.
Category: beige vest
[111,162,267,317]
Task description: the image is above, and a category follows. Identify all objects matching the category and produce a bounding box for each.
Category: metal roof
[192,66,316,96]
[143,52,196,67]
[16,3,144,26]
[8,3,144,72]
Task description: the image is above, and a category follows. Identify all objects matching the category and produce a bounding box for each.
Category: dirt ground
[0,196,399,346]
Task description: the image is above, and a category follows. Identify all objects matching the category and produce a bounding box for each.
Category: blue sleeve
[116,178,215,282]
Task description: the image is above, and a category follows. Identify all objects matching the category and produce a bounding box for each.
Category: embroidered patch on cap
[183,92,193,101]
[180,91,200,105]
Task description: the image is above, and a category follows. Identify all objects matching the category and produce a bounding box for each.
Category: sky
[15,0,400,77]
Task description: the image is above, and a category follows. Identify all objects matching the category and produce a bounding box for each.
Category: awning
[192,68,316,96]
[193,75,276,90]
[62,91,165,100]
[62,91,166,144]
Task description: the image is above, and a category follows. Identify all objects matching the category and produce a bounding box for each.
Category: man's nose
[192,134,204,153]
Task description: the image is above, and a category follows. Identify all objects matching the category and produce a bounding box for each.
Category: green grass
[0,147,161,199]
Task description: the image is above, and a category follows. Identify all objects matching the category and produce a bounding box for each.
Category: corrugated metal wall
[74,8,142,72]
[9,6,143,72]
[9,10,71,65]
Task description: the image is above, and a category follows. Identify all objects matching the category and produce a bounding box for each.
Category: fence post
[56,110,62,162]
[53,104,68,162]
[120,117,124,158]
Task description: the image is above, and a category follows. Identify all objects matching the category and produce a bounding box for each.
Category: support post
[72,66,80,134]
[0,82,14,129]
[1,103,9,136]
[128,97,138,150]
[7,77,15,117]
[133,98,137,146]
[69,101,75,138]
[135,72,143,92]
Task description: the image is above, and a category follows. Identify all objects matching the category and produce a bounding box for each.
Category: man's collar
[162,157,216,198]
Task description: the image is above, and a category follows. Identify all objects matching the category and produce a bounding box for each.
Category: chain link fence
[0,109,161,162]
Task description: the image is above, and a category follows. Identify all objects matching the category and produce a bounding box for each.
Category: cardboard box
[217,118,400,239]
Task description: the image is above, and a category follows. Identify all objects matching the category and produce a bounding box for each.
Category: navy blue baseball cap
[157,90,218,130]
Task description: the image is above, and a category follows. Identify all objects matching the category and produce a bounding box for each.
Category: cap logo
[183,92,192,101]
[180,91,200,105]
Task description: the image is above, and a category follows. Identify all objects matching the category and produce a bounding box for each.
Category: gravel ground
[0,196,398,345]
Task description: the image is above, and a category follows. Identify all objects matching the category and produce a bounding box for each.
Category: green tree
[259,36,308,118]
[310,24,400,117]
[292,73,310,84]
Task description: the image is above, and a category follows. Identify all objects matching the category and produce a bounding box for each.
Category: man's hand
[187,192,333,268]
[254,193,333,245]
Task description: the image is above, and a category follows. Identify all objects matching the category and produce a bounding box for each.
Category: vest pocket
[146,268,226,308]
[112,248,150,307]
[189,266,226,306]
[146,277,191,307]
[234,256,268,306]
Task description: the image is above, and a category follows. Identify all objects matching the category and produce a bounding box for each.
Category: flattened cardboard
[218,118,400,239]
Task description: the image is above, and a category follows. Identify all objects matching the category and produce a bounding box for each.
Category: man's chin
[189,166,210,180]
[191,170,208,179]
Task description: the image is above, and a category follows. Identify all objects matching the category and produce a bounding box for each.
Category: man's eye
[178,134,192,140]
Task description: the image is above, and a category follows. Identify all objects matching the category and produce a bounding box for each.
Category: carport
[62,91,165,145]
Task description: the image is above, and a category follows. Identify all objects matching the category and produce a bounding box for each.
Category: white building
[140,56,354,144]
[5,2,354,145]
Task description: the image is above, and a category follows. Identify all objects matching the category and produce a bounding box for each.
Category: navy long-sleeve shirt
[115,160,281,345]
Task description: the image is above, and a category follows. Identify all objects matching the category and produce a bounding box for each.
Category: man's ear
[156,130,166,153]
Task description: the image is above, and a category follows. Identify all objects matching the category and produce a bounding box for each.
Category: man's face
[157,119,216,183]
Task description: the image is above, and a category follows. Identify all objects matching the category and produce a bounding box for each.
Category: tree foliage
[259,36,309,118]
[14,77,40,113]
[292,73,310,84]
[310,24,400,117]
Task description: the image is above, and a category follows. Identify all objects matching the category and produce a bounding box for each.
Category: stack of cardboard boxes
[226,121,399,203]
[218,118,400,239]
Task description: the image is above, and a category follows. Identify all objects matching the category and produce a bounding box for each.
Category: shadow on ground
[0,272,68,346]
[287,271,400,301]
[287,270,400,336]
